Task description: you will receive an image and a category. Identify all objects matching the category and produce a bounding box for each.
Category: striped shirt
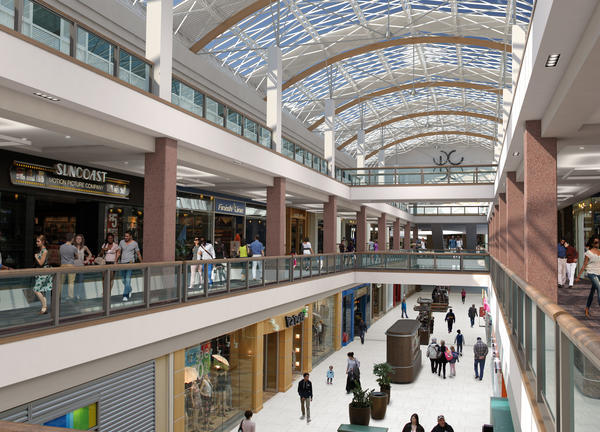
[473,340,489,358]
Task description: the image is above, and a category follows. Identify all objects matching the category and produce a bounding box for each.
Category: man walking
[565,240,578,288]
[431,415,454,432]
[558,239,567,288]
[401,297,408,318]
[116,230,142,301]
[461,288,466,304]
[298,372,313,423]
[358,318,367,344]
[468,304,478,327]
[249,235,265,280]
[473,337,489,380]
[445,309,456,333]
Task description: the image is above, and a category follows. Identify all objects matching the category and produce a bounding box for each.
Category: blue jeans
[474,358,486,379]
[402,307,408,318]
[121,269,132,298]
[586,274,600,308]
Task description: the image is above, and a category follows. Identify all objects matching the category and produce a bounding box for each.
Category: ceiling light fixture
[512,151,520,156]
[65,135,71,139]
[33,92,60,102]
[579,146,585,150]
[545,54,560,67]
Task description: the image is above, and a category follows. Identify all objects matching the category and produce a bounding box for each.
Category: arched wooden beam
[365,131,498,160]
[283,36,510,92]
[338,110,500,150]
[308,81,501,131]
[190,0,271,52]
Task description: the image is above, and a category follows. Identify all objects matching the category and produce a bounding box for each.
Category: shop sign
[285,312,305,327]
[10,161,129,199]
[215,198,246,215]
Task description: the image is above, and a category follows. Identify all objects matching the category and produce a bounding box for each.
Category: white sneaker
[122,296,129,302]
[307,418,311,423]
[299,415,305,420]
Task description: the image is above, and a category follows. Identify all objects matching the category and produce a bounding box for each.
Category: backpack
[444,349,453,361]
[427,344,438,359]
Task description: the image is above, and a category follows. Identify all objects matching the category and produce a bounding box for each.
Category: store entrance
[263,332,278,401]
[214,214,244,255]
[290,218,305,254]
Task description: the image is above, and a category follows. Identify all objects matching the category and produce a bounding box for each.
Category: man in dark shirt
[431,415,454,432]
[558,239,567,288]
[468,304,478,327]
[445,309,456,333]
[297,373,313,423]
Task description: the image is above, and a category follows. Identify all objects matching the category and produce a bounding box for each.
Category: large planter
[348,405,371,426]
[370,392,388,420]
[379,385,391,405]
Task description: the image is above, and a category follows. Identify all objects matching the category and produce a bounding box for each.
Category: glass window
[573,344,600,431]
[304,151,312,168]
[76,27,114,74]
[172,79,204,117]
[543,315,557,420]
[295,145,304,163]
[22,0,71,55]
[176,205,212,261]
[243,118,258,142]
[530,301,537,375]
[118,50,150,91]
[259,126,272,148]
[282,139,294,158]
[313,155,321,171]
[0,0,14,29]
[43,403,98,430]
[226,109,242,135]
[321,159,328,175]
[312,295,335,366]
[205,97,225,126]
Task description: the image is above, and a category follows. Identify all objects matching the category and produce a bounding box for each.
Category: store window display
[312,296,335,366]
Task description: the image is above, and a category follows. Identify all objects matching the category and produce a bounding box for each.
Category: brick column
[143,137,177,262]
[267,177,286,256]
[493,205,499,258]
[393,218,401,250]
[356,206,367,252]
[524,120,558,301]
[506,172,525,278]
[413,224,419,246]
[378,213,387,251]
[323,195,337,253]
[499,193,507,264]
[404,222,412,250]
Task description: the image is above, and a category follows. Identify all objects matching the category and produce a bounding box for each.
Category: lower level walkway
[232,289,492,432]
[558,279,600,332]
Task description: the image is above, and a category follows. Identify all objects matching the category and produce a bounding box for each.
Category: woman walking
[33,235,52,314]
[345,352,361,393]
[576,235,600,318]
[437,340,449,379]
[188,236,201,289]
[402,413,425,432]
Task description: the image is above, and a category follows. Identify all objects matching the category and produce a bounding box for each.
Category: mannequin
[199,374,213,430]
[215,367,227,416]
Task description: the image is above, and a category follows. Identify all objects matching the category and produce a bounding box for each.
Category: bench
[337,425,389,432]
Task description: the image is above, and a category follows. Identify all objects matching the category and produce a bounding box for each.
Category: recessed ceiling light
[21,137,27,141]
[512,151,520,156]
[123,161,129,165]
[579,146,585,150]
[65,135,71,139]
[545,54,560,67]
[33,92,60,102]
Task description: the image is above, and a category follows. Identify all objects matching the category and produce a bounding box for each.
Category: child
[449,345,459,377]
[454,329,464,356]
[327,365,334,384]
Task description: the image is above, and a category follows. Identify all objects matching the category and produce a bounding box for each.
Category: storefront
[371,284,385,321]
[286,207,308,254]
[341,284,370,346]
[182,332,252,432]
[311,295,335,366]
[571,198,600,268]
[0,150,144,268]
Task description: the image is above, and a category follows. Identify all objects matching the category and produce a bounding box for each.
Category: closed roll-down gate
[0,361,155,431]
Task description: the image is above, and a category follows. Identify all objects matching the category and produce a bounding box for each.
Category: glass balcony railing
[411,205,489,216]
[0,251,488,337]
[339,165,497,186]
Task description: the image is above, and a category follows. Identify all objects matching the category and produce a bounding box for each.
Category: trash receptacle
[385,319,422,383]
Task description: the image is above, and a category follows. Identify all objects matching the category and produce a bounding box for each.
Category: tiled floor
[233,289,492,432]
[558,280,600,332]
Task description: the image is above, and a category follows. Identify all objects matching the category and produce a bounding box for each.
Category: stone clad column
[466,224,477,250]
[393,218,401,250]
[356,206,367,252]
[432,224,443,250]
[506,172,525,278]
[267,177,286,256]
[404,222,412,250]
[143,137,177,261]
[145,0,173,100]
[378,213,387,250]
[323,196,337,253]
[267,46,282,153]
[499,193,507,264]
[413,224,419,247]
[524,120,558,301]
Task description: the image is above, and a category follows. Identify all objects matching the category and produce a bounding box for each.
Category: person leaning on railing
[575,234,600,318]
[33,234,52,314]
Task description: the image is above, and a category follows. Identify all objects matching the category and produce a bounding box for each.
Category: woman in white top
[100,233,119,264]
[73,234,92,300]
[576,235,600,318]
[240,410,256,432]
[301,237,313,272]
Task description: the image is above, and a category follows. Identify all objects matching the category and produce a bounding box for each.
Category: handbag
[94,256,106,265]
[238,419,244,432]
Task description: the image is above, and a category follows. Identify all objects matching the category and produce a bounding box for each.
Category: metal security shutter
[0,361,155,432]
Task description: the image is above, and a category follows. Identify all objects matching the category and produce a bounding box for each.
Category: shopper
[358,318,367,344]
[198,237,215,285]
[445,309,456,333]
[426,338,440,374]
[213,239,227,283]
[59,233,78,300]
[99,233,119,265]
[449,345,459,377]
[339,238,346,253]
[297,373,313,423]
[326,365,334,384]
[473,337,489,380]
[431,415,454,432]
[73,234,92,300]
[402,413,425,432]
[239,410,255,432]
[249,235,265,281]
[468,304,478,327]
[401,297,408,318]
[565,240,578,288]
[116,230,142,301]
[345,352,361,393]
[454,330,464,356]
[576,235,600,318]
[456,237,463,251]
[437,340,448,379]
[461,288,466,304]
[33,235,52,314]
[302,237,313,271]
[558,238,567,288]
[188,237,201,289]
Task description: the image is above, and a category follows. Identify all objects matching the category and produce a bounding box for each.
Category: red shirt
[566,246,578,263]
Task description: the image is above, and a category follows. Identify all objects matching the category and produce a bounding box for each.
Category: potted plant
[349,384,373,426]
[373,362,393,404]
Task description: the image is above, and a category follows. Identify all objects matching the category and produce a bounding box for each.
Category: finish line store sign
[10,161,130,199]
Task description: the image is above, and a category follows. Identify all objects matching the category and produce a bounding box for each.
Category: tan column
[241,323,264,412]
[404,222,412,250]
[378,213,387,250]
[143,137,177,261]
[334,292,342,351]
[499,193,507,264]
[323,196,337,253]
[302,306,313,373]
[524,120,558,301]
[356,206,367,252]
[393,218,401,250]
[172,349,185,432]
[155,355,169,432]
[278,327,293,392]
[267,177,286,256]
[506,172,525,278]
